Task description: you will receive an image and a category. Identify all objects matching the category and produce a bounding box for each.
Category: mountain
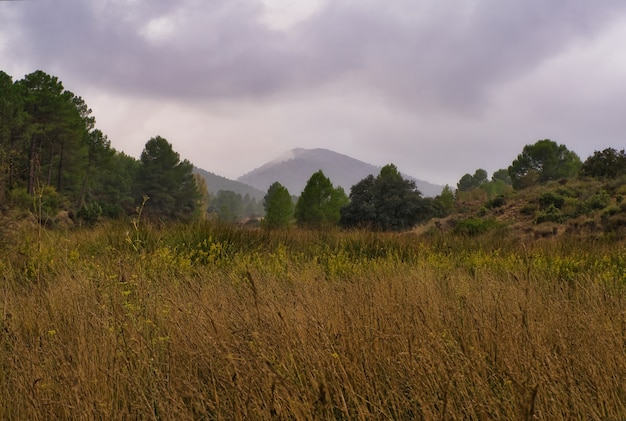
[237,148,444,197]
[193,167,265,200]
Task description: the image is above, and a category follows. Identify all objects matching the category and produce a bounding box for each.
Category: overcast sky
[2,0,626,186]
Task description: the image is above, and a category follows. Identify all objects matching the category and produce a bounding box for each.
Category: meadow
[0,220,625,420]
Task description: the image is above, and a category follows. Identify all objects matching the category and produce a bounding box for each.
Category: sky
[1,0,626,186]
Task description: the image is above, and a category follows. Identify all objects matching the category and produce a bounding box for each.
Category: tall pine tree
[136,136,200,221]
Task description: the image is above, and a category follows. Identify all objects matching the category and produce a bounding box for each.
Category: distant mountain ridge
[237,148,443,197]
[193,167,265,200]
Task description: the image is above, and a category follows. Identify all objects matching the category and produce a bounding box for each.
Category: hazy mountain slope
[237,148,443,197]
[193,167,265,200]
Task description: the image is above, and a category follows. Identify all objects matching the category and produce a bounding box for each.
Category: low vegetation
[1,219,625,419]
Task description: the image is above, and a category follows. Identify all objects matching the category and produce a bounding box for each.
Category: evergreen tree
[136,136,199,221]
[263,181,293,229]
[340,164,426,231]
[0,71,24,203]
[492,169,512,185]
[580,148,626,179]
[508,139,582,189]
[295,170,347,228]
[17,71,91,198]
[457,168,488,191]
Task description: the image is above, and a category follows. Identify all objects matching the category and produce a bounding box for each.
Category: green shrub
[8,188,32,210]
[77,202,103,226]
[539,191,565,209]
[453,217,500,236]
[535,204,563,224]
[584,190,611,211]
[488,195,506,209]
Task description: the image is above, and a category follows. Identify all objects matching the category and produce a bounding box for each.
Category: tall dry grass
[0,221,625,419]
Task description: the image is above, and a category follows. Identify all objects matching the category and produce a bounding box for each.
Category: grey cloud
[9,0,626,112]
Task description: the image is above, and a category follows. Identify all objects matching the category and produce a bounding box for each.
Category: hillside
[421,176,626,241]
[237,148,444,197]
[193,167,265,200]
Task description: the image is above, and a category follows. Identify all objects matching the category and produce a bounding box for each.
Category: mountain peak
[238,148,443,197]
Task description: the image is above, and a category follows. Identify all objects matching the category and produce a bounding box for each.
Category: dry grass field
[0,220,625,419]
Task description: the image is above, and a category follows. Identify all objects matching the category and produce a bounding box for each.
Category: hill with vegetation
[193,167,265,201]
[421,177,625,241]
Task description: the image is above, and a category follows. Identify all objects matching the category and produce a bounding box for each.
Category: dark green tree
[262,182,293,229]
[580,148,626,179]
[136,136,199,221]
[17,71,91,198]
[508,139,582,189]
[98,151,139,218]
[339,175,377,228]
[295,170,347,228]
[457,168,488,191]
[0,71,24,203]
[340,164,427,231]
[492,168,512,185]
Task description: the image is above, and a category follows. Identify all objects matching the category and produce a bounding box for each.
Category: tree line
[0,70,201,223]
[2,70,624,230]
[263,140,626,230]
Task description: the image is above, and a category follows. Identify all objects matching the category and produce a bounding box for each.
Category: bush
[535,204,563,224]
[539,192,565,209]
[453,217,500,236]
[584,190,611,211]
[487,195,506,209]
[77,202,103,226]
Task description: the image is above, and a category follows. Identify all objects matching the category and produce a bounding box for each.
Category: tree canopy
[508,139,581,189]
[295,170,348,228]
[262,182,293,229]
[136,136,200,221]
[580,148,626,179]
[340,164,427,231]
[457,169,488,191]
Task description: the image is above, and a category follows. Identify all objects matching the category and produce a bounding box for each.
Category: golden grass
[0,221,625,419]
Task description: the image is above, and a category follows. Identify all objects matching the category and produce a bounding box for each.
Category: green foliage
[341,164,428,231]
[508,139,582,189]
[580,148,626,179]
[212,190,244,222]
[0,70,142,219]
[535,204,563,224]
[36,185,63,217]
[453,217,501,236]
[0,71,25,203]
[539,191,566,209]
[584,190,611,211]
[262,182,293,229]
[491,169,512,185]
[457,168,488,191]
[18,71,92,199]
[295,170,347,228]
[481,179,513,200]
[8,188,31,210]
[136,136,200,222]
[487,195,506,209]
[435,184,455,215]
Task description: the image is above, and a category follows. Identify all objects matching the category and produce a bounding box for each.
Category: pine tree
[263,182,293,229]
